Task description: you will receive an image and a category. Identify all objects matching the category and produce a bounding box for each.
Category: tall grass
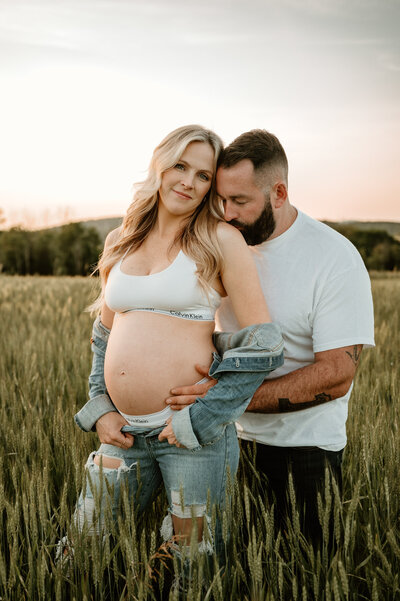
[0,274,399,600]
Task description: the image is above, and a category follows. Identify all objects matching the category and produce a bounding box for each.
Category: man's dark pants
[240,440,343,544]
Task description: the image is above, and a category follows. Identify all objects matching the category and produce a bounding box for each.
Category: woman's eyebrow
[179,159,213,175]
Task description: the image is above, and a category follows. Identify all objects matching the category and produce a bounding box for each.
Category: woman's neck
[153,205,186,242]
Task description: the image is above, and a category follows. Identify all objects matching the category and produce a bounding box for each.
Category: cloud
[0,4,85,52]
[378,51,400,72]
[0,25,81,52]
[179,32,251,46]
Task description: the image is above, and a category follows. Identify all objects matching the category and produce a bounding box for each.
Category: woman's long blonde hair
[94,125,225,307]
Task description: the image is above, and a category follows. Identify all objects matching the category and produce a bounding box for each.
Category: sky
[0,0,399,229]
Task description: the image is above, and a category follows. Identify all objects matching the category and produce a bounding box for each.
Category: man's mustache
[228,220,246,229]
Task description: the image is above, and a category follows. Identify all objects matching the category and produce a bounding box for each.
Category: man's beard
[230,197,276,246]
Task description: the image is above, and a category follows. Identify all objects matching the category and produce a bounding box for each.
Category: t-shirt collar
[254,207,302,250]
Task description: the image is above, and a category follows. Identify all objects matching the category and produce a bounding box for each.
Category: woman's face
[159,142,215,218]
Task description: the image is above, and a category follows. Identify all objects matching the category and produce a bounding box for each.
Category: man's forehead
[217,159,255,180]
[216,160,258,196]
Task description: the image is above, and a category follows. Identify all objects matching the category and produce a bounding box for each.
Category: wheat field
[0,274,399,600]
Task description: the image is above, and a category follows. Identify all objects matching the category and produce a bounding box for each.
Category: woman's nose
[181,172,194,188]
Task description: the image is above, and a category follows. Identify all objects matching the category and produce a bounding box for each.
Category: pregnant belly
[104,311,215,414]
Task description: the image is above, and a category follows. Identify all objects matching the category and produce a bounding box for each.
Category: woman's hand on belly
[96,412,134,448]
[158,418,183,448]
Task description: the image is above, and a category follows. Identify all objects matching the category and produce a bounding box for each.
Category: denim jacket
[74,317,284,450]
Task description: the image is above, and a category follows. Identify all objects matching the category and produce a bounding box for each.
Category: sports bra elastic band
[120,307,215,321]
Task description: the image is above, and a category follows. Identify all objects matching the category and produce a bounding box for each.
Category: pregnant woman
[72,125,283,563]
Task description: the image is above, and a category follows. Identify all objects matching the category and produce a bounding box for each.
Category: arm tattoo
[345,345,362,366]
[278,392,332,413]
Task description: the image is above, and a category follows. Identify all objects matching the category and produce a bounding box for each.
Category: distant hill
[2,215,400,274]
[323,221,400,241]
[80,216,400,243]
[13,216,124,241]
[342,221,400,240]
[80,217,123,242]
[13,216,400,243]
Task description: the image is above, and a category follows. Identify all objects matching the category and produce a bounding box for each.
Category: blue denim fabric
[74,317,117,432]
[74,422,239,557]
[171,324,284,450]
[74,319,284,449]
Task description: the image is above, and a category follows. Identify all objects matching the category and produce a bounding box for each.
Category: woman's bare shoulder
[104,226,122,250]
[216,221,248,250]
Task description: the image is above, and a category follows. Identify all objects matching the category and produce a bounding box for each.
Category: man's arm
[161,322,284,449]
[167,344,363,414]
[247,344,363,413]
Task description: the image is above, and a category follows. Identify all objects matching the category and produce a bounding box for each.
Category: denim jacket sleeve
[171,322,284,451]
[74,316,117,432]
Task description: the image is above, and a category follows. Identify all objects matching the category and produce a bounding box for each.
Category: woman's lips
[173,189,192,200]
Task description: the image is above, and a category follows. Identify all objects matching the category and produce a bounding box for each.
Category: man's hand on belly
[165,364,216,410]
[96,412,134,448]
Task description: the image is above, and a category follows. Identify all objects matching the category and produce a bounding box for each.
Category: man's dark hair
[218,129,288,184]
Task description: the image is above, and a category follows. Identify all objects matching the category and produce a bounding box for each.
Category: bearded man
[167,129,375,541]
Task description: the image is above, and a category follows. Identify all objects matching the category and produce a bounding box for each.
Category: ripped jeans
[74,422,239,558]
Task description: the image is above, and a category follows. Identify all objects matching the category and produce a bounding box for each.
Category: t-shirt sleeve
[311,263,375,353]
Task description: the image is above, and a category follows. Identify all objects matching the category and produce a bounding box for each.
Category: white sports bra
[105,250,221,321]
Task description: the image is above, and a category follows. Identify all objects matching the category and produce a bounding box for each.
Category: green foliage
[53,223,102,276]
[0,224,101,275]
[0,275,399,600]
[2,219,400,274]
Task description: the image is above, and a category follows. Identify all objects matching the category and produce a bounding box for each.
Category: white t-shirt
[216,210,375,451]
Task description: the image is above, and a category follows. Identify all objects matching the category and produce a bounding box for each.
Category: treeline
[1,221,400,275]
[326,224,400,271]
[0,223,101,275]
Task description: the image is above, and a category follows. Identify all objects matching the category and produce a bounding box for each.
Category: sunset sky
[1,0,399,229]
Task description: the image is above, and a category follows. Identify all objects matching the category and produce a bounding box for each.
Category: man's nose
[223,201,239,222]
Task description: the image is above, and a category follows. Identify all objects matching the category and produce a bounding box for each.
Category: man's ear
[273,181,288,209]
